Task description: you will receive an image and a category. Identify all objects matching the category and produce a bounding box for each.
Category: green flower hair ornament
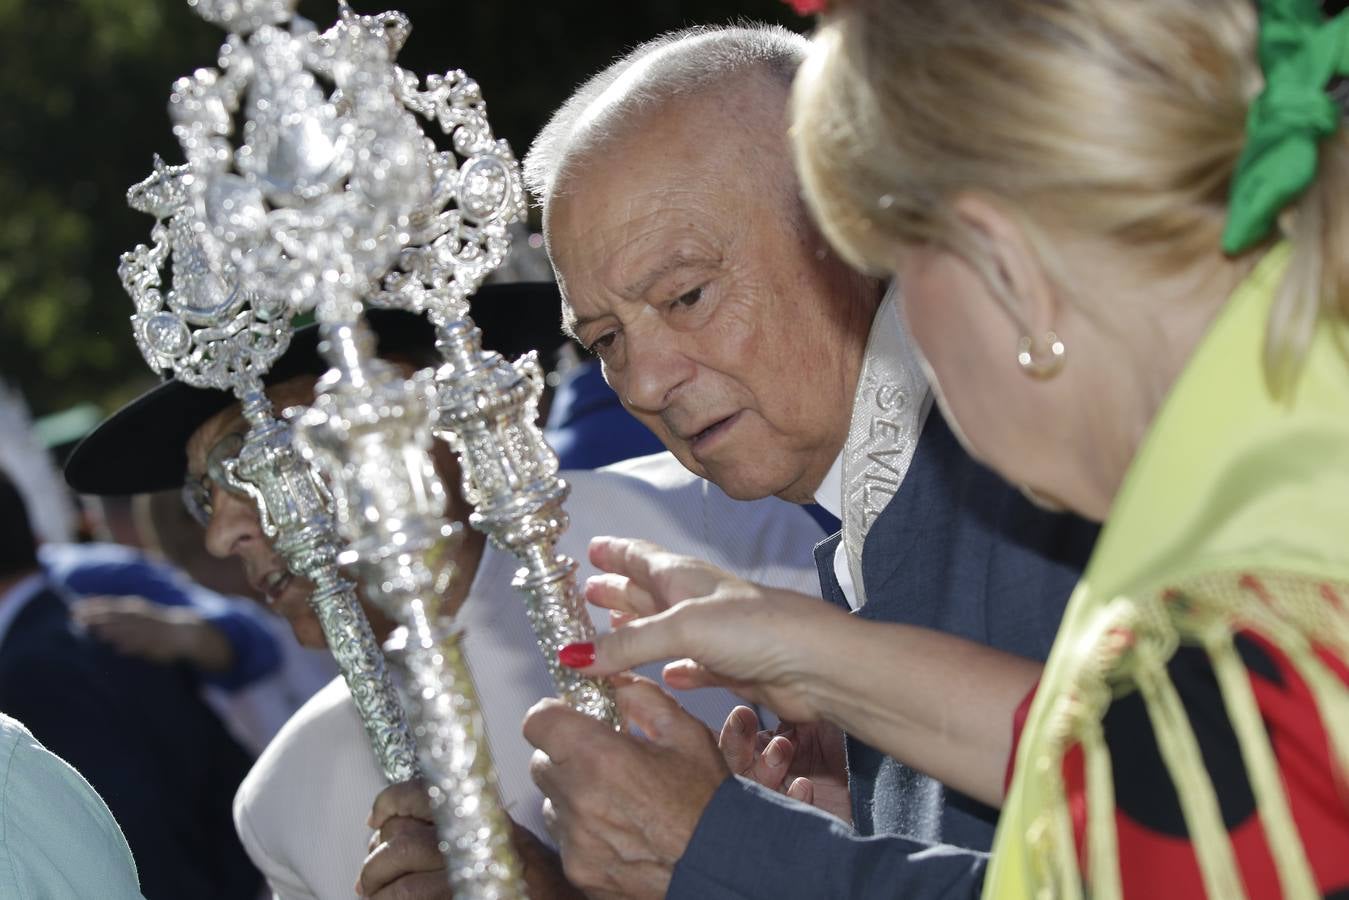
[1222,0,1349,255]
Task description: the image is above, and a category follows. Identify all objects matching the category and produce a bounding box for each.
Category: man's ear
[950,193,1059,336]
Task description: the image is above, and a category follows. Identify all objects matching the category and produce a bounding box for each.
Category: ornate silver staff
[161,2,526,894]
[370,61,620,730]
[117,156,419,784]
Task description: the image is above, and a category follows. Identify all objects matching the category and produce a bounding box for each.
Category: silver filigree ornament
[187,0,297,35]
[164,3,529,895]
[118,155,421,787]
[169,9,434,320]
[362,67,618,726]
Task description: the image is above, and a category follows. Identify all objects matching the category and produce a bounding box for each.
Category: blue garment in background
[0,585,261,898]
[40,543,282,691]
[544,360,665,469]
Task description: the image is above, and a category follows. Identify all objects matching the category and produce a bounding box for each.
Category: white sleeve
[234,784,320,900]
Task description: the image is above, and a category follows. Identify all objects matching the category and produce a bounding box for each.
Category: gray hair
[522,23,808,215]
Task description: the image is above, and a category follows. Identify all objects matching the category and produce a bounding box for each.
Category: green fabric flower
[1222,0,1349,255]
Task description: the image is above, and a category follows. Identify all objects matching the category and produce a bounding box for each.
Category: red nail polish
[558,642,596,669]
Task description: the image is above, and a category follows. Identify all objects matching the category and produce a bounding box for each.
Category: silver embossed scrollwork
[434,320,618,726]
[364,63,619,727]
[292,319,526,898]
[118,157,418,784]
[155,1,528,892]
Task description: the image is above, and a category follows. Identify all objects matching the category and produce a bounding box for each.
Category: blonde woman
[560,1,1349,897]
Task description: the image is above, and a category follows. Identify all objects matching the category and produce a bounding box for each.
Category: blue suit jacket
[669,413,1097,898]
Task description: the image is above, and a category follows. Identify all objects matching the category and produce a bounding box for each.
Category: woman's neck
[1056,249,1261,522]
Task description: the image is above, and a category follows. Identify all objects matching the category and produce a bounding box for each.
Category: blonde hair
[792,0,1349,388]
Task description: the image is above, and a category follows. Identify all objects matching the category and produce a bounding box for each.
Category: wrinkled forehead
[184,375,319,477]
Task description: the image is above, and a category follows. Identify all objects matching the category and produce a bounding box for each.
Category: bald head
[533,26,881,505]
[523,24,807,219]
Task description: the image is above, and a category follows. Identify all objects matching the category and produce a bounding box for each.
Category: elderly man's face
[184,376,396,649]
[548,87,877,503]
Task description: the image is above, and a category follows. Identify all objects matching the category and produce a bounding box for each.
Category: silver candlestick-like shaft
[119,161,418,784]
[231,388,419,781]
[433,316,619,726]
[366,60,621,726]
[293,316,526,898]
[150,3,530,892]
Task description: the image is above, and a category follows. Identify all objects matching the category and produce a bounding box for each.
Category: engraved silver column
[118,159,418,783]
[434,318,619,725]
[292,315,526,898]
[152,3,528,894]
[367,65,620,726]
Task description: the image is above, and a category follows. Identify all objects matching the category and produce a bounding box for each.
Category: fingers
[369,779,432,830]
[558,604,701,678]
[661,658,727,691]
[523,697,614,765]
[588,536,733,606]
[786,776,815,806]
[366,870,450,899]
[367,814,429,852]
[358,818,442,897]
[717,706,762,774]
[584,572,660,619]
[613,676,708,751]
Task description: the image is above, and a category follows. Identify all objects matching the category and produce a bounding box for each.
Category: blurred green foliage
[0,0,806,417]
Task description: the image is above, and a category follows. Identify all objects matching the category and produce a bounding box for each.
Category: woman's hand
[565,536,853,724]
[569,535,1045,809]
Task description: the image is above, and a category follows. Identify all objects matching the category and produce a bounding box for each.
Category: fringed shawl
[985,244,1349,900]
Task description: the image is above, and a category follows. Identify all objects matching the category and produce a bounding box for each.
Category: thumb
[613,676,709,753]
[368,778,432,829]
[717,706,762,775]
[559,602,701,677]
[786,776,815,806]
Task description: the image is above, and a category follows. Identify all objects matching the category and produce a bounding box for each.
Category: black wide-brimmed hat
[66,281,564,496]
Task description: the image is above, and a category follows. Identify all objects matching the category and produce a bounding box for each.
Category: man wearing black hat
[67,282,829,899]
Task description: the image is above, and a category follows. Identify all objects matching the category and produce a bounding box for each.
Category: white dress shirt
[234,452,827,900]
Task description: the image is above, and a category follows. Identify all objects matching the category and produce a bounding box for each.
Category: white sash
[839,287,931,607]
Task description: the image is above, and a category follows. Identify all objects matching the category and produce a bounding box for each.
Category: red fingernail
[558,642,596,669]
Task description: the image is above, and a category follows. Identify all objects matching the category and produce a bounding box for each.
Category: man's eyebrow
[621,252,717,300]
[560,309,584,340]
[565,252,720,340]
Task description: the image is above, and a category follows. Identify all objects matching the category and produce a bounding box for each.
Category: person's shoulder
[0,591,87,678]
[585,451,704,492]
[246,676,362,776]
[233,676,383,894]
[564,453,822,590]
[236,676,367,797]
[0,714,142,899]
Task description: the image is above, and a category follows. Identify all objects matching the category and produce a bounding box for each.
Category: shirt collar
[814,451,844,519]
[813,280,913,521]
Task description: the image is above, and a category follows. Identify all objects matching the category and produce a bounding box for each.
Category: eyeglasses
[181,431,251,527]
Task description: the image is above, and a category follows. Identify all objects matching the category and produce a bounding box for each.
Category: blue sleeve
[188,597,283,691]
[56,554,281,692]
[669,776,987,900]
